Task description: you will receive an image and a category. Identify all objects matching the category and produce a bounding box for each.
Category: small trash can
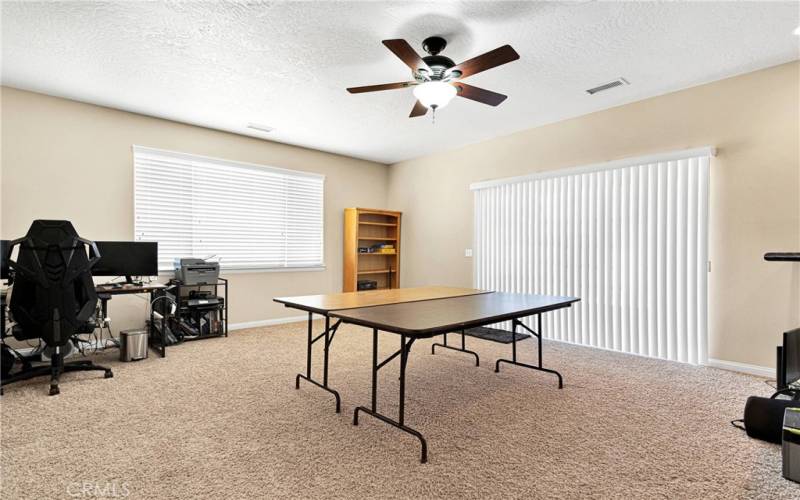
[120,329,148,362]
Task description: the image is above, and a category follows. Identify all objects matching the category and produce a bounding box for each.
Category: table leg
[494,314,563,388]
[323,315,330,386]
[354,329,428,463]
[295,312,342,413]
[431,329,480,366]
[149,289,166,358]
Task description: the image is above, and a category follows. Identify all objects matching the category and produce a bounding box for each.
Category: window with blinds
[471,147,713,365]
[133,145,324,272]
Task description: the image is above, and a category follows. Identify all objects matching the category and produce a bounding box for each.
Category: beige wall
[3,62,798,368]
[387,61,800,369]
[0,87,389,332]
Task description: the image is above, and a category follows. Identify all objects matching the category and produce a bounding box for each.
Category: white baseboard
[543,336,775,378]
[228,315,307,331]
[705,358,774,378]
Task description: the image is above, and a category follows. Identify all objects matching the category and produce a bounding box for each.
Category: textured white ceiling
[2,1,799,164]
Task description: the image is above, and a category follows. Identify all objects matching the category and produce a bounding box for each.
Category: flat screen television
[778,328,800,390]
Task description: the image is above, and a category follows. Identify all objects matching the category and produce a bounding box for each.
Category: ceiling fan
[347,36,519,119]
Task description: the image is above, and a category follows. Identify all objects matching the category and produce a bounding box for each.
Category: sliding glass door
[472,149,712,364]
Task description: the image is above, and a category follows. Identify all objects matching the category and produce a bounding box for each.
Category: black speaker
[739,396,800,444]
[357,280,378,291]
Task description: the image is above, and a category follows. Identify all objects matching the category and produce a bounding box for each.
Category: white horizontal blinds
[133,146,324,271]
[133,153,194,270]
[285,175,324,267]
[473,149,711,364]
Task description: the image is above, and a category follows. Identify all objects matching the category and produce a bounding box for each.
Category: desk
[95,283,168,358]
[1,284,169,357]
[275,286,579,463]
[95,283,167,295]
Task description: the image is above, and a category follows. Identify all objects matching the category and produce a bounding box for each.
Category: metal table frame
[349,309,566,464]
[276,290,578,464]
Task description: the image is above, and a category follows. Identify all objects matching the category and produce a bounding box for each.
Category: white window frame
[133,145,325,273]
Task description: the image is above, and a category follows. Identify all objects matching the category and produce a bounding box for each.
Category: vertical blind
[471,148,713,364]
[133,146,324,271]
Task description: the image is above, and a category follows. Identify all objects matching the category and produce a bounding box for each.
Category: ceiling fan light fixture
[413,81,457,109]
[348,37,518,117]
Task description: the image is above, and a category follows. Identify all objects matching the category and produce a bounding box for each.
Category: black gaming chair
[3,220,112,395]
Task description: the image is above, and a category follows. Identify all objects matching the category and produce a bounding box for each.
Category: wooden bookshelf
[343,208,401,292]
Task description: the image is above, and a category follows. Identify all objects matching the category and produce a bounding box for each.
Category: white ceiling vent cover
[586,78,630,95]
[247,123,274,133]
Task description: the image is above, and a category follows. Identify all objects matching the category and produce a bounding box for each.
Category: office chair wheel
[49,384,60,396]
[104,370,113,379]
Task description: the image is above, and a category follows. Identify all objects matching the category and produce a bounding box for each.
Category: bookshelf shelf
[359,222,397,227]
[357,269,393,275]
[344,208,401,292]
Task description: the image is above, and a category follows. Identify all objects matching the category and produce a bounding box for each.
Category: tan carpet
[2,321,798,499]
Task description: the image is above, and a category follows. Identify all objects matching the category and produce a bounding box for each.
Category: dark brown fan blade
[347,81,417,94]
[409,100,427,117]
[382,39,432,74]
[450,45,520,80]
[455,83,508,106]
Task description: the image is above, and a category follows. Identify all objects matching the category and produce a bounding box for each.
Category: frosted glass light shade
[413,81,457,109]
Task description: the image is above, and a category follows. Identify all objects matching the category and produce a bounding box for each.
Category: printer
[174,258,220,285]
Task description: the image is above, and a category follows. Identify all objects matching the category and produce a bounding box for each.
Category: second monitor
[91,241,158,284]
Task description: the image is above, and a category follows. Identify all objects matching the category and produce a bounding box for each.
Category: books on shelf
[358,243,395,254]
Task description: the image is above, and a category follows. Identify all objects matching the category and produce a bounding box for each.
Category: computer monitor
[91,241,158,283]
[780,328,800,390]
[1,239,9,280]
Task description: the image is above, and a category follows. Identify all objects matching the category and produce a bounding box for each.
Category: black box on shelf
[357,280,378,291]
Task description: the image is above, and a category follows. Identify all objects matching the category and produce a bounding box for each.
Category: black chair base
[1,358,113,396]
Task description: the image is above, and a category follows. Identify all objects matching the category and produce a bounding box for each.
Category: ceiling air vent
[247,123,274,133]
[585,78,629,95]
